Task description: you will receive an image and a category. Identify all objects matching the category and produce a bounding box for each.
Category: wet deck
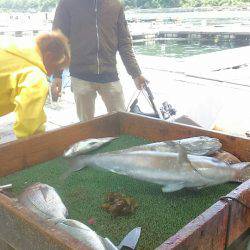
[1,46,250,144]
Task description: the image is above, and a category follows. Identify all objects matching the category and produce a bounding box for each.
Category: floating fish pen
[0,112,249,249]
[2,26,250,42]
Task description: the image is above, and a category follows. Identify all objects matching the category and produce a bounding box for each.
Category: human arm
[133,75,149,90]
[51,77,62,101]
[117,7,148,90]
[52,0,70,99]
[52,0,71,38]
[13,70,48,138]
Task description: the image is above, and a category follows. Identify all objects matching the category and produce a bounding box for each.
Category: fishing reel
[129,84,176,121]
[160,101,176,120]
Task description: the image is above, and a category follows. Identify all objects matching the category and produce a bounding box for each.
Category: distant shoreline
[126,6,250,12]
[1,5,250,13]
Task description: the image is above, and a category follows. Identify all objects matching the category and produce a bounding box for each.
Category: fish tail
[60,155,91,181]
[59,168,74,182]
[68,155,91,171]
[231,162,250,182]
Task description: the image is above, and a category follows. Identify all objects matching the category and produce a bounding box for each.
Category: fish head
[63,137,117,158]
[18,183,68,219]
[39,184,68,218]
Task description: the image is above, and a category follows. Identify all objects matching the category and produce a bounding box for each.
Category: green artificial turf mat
[0,134,238,249]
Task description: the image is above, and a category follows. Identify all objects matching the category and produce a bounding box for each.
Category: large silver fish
[65,148,250,192]
[112,136,222,156]
[64,136,221,159]
[18,183,68,219]
[64,137,117,158]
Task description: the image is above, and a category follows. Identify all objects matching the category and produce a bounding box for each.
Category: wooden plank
[119,112,250,161]
[0,112,249,249]
[227,230,250,250]
[156,201,229,250]
[223,180,250,246]
[0,193,89,250]
[0,113,120,178]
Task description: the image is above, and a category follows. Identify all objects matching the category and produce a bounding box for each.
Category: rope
[125,89,142,112]
[142,88,153,108]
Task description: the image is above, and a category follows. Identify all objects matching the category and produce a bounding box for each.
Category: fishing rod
[129,83,176,120]
[143,83,163,119]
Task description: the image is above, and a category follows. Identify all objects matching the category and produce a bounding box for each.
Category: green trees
[0,0,56,11]
[181,0,247,6]
[124,0,182,8]
[123,0,249,7]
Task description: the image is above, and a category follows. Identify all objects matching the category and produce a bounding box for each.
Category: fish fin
[177,144,190,165]
[177,145,195,170]
[231,162,250,182]
[177,145,203,176]
[67,156,90,171]
[162,182,185,192]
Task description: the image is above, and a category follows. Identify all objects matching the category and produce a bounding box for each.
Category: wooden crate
[0,112,249,250]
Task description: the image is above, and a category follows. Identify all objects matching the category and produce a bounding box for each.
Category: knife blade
[117,227,141,250]
[0,184,12,192]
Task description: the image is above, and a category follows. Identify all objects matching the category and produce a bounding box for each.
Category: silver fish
[56,219,141,250]
[63,137,117,158]
[65,148,250,192]
[112,136,222,156]
[18,183,68,219]
[56,219,116,250]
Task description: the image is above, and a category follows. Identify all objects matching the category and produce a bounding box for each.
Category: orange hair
[36,30,70,69]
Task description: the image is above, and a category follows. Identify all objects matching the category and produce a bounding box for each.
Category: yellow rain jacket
[0,37,48,138]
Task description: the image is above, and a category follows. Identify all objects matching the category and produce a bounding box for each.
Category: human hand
[133,75,149,90]
[51,78,62,101]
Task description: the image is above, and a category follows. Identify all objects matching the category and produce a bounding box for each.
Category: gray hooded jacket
[53,0,141,81]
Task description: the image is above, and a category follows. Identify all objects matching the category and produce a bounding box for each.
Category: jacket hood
[0,37,47,74]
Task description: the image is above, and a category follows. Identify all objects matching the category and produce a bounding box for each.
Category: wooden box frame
[0,112,249,250]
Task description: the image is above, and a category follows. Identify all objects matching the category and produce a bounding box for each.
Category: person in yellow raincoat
[0,31,70,138]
